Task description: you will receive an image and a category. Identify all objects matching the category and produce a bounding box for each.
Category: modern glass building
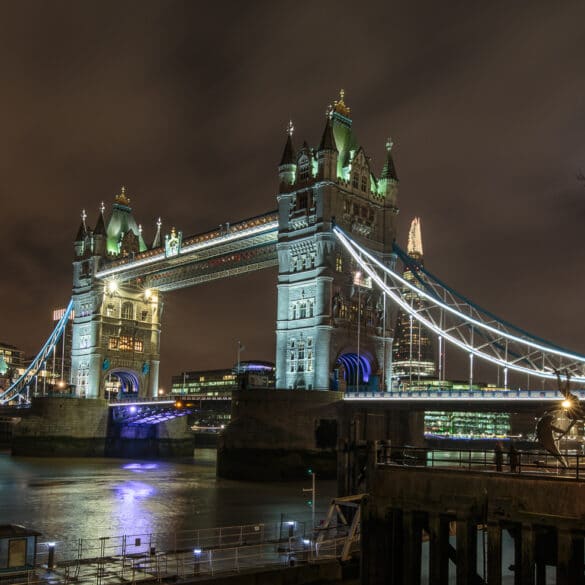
[392,218,436,382]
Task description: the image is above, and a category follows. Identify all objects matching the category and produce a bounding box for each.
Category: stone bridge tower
[275,91,399,391]
[71,189,162,399]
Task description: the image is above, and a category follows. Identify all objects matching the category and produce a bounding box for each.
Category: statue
[535,370,585,468]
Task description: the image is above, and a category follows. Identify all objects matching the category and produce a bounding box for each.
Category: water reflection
[0,449,337,544]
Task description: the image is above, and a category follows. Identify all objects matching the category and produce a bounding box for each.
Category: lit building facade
[392,217,436,383]
[0,343,24,390]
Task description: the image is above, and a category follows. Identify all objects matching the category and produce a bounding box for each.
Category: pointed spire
[407,217,423,258]
[279,120,296,166]
[94,203,106,236]
[381,137,398,181]
[75,209,87,242]
[152,217,162,248]
[318,110,337,152]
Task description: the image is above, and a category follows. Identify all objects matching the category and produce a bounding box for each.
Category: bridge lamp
[158,388,165,396]
[562,399,573,409]
[107,280,118,294]
[144,288,152,300]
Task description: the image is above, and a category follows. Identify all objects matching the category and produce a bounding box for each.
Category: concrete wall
[12,397,109,456]
[218,389,342,480]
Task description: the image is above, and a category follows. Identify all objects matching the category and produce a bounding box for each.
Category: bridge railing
[344,389,585,401]
[376,444,585,480]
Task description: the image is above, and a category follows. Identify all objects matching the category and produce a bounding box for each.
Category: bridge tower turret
[275,90,399,391]
[278,121,297,191]
[71,188,162,399]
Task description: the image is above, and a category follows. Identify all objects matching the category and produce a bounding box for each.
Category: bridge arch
[333,349,378,392]
[104,368,141,400]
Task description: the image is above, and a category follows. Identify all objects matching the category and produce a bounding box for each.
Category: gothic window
[307,342,313,372]
[361,176,368,192]
[352,174,359,189]
[310,252,316,268]
[299,301,307,319]
[352,203,359,215]
[297,193,308,209]
[141,310,148,321]
[298,339,305,371]
[121,302,134,320]
[119,335,133,351]
[336,255,343,272]
[299,164,310,181]
[291,303,297,320]
[291,255,298,272]
[308,300,314,318]
[289,340,296,373]
[106,304,115,317]
[108,337,118,350]
[134,338,144,352]
[79,335,90,349]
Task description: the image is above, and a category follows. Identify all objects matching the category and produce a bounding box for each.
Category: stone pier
[362,449,585,584]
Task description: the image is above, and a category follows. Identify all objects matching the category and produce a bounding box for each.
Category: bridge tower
[71,188,162,399]
[275,91,399,391]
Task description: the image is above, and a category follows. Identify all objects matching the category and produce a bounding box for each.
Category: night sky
[2,2,585,388]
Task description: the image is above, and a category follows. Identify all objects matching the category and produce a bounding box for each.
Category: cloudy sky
[2,2,585,387]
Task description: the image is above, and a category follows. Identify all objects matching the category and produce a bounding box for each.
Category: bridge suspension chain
[0,299,74,404]
[333,227,585,384]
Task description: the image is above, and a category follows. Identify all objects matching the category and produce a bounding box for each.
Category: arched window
[121,302,134,320]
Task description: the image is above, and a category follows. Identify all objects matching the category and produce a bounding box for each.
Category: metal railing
[376,444,585,480]
[3,521,351,585]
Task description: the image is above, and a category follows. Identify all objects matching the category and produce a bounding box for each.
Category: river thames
[0,448,337,544]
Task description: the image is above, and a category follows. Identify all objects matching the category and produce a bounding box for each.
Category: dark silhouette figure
[494,442,503,472]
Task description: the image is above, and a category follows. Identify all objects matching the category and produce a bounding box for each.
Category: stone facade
[275,93,399,391]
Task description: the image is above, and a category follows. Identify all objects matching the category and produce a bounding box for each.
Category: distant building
[392,218,436,382]
[170,361,275,431]
[0,343,24,390]
[170,361,275,396]
[51,307,73,386]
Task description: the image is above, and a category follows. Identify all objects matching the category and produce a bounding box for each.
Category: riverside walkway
[10,522,355,585]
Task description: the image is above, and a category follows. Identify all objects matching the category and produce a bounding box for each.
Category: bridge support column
[360,507,394,585]
[487,522,502,585]
[519,524,535,585]
[556,529,584,585]
[428,513,449,585]
[456,517,477,585]
[402,511,422,585]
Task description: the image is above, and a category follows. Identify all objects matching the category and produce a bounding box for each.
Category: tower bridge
[4,90,585,444]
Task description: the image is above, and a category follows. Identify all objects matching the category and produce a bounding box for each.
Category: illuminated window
[108,337,118,350]
[335,256,343,272]
[121,302,134,320]
[134,338,143,352]
[119,336,134,350]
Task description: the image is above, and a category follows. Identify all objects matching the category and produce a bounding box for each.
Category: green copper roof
[106,203,147,255]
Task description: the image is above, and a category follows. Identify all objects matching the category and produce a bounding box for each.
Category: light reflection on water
[0,449,336,543]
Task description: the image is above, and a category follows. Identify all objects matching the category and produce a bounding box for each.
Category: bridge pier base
[362,451,585,585]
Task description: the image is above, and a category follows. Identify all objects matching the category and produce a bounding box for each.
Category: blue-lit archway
[106,369,140,399]
[334,352,372,391]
